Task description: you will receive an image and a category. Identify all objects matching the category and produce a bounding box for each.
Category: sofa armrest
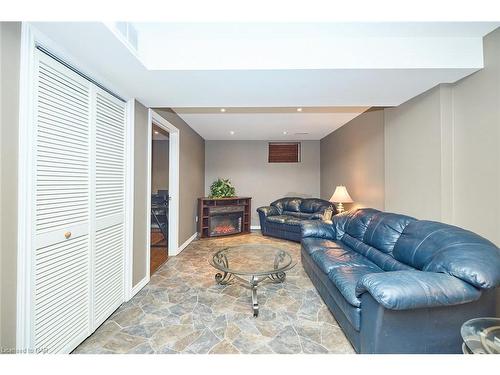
[257,206,280,217]
[355,270,481,310]
[301,220,336,240]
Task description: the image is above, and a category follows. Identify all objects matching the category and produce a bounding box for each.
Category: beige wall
[154,109,205,245]
[451,29,499,245]
[151,140,169,193]
[320,109,385,212]
[384,86,446,221]
[205,140,320,226]
[383,28,499,245]
[0,22,21,349]
[132,100,149,286]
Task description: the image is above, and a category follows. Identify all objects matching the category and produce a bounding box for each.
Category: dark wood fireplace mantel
[198,197,251,238]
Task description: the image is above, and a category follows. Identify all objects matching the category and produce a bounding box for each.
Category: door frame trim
[124,99,135,301]
[147,110,180,268]
[16,21,36,352]
[16,23,134,351]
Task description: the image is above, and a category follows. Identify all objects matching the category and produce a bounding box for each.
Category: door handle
[64,231,72,239]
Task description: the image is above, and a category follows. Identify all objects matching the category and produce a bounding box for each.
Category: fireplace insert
[209,206,244,237]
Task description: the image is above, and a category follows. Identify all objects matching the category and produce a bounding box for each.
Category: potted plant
[209,178,236,198]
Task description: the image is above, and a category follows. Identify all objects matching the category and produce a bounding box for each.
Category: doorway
[150,124,170,274]
[147,110,180,277]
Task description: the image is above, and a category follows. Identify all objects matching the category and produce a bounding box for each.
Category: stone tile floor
[73,232,355,354]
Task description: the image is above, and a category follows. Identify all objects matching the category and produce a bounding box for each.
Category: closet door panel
[34,51,92,353]
[93,89,126,327]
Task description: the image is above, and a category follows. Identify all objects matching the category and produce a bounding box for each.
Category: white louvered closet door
[93,89,126,327]
[34,50,92,353]
[32,49,127,353]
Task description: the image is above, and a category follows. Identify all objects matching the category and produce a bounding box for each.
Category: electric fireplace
[209,206,244,236]
[198,197,252,238]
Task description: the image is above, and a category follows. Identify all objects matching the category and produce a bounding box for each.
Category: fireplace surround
[198,197,251,238]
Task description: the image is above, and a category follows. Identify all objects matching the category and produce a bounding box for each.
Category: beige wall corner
[451,27,500,245]
[383,27,499,245]
[320,109,385,212]
[0,21,21,350]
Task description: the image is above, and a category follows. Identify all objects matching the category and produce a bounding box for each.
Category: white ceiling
[31,22,499,140]
[132,22,496,70]
[173,107,369,140]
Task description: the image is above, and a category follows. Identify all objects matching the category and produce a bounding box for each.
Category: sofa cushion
[342,233,415,272]
[344,208,380,240]
[393,220,500,289]
[301,237,339,256]
[311,242,380,275]
[299,198,333,214]
[271,197,302,213]
[266,215,303,226]
[363,212,416,255]
[328,264,383,307]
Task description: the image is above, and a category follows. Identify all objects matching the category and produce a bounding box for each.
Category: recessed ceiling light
[220,108,226,112]
[283,131,288,135]
[297,108,303,112]
[154,131,159,134]
[229,130,235,135]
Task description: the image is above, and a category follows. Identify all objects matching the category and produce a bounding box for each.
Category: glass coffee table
[209,244,296,317]
[461,317,500,354]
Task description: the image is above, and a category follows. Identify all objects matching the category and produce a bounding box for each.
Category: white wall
[205,141,320,226]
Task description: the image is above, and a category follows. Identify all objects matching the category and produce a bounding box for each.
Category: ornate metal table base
[215,271,287,317]
[211,247,294,317]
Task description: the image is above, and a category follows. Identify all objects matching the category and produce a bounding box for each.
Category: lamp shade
[329,185,353,203]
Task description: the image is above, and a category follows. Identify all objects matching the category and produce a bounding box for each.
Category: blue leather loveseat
[257,197,334,242]
[301,208,500,353]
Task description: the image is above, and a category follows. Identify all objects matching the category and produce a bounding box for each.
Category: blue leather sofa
[301,208,500,353]
[257,197,334,242]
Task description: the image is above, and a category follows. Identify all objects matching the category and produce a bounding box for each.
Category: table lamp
[329,185,353,213]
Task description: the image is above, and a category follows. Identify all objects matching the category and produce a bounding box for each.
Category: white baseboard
[172,232,198,256]
[128,275,149,301]
[250,225,261,230]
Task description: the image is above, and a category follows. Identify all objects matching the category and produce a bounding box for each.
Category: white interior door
[32,49,127,353]
[34,50,92,353]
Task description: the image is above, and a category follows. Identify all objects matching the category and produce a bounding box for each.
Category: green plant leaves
[209,178,236,198]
